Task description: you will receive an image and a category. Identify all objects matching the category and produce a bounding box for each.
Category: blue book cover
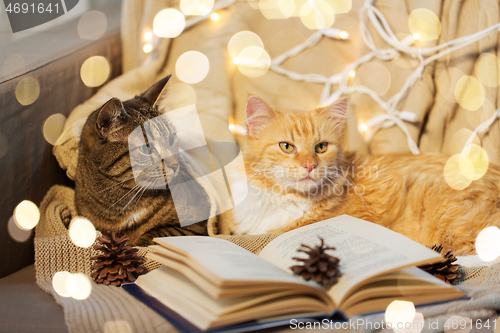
[122,282,347,333]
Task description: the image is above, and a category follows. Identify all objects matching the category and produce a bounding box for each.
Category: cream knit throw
[34,185,281,333]
[35,185,500,333]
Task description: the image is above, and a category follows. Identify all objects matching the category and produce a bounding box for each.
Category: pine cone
[418,244,462,284]
[290,237,341,287]
[90,232,144,286]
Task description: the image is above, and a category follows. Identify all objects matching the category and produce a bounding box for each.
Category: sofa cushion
[0,3,122,279]
[0,265,67,333]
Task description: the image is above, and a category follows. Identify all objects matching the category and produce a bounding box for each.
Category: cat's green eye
[279,142,295,153]
[139,144,152,155]
[315,142,328,153]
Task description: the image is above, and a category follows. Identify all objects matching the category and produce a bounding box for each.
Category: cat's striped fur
[75,76,209,245]
[231,96,500,255]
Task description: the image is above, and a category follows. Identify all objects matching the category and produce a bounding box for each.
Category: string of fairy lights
[144,0,500,161]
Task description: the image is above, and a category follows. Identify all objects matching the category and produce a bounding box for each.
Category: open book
[123,215,464,332]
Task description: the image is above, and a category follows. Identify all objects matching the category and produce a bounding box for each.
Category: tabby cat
[75,76,210,245]
[231,96,500,255]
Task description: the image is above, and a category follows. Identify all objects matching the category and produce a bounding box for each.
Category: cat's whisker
[98,176,137,192]
[132,179,157,210]
[106,177,153,213]
[104,184,140,213]
[121,180,153,213]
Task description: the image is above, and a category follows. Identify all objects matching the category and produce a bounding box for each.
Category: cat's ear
[96,98,126,139]
[245,96,275,137]
[141,75,172,107]
[319,97,349,131]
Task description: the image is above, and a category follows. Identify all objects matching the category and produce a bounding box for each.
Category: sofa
[0,3,122,332]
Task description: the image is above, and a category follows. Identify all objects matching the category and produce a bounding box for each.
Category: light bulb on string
[338,30,349,40]
[232,57,240,64]
[210,12,220,20]
[229,124,235,131]
[359,123,368,132]
[321,28,349,40]
[412,33,420,41]
[348,70,356,78]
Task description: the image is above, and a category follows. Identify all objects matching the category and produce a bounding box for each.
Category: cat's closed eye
[279,142,295,153]
[315,142,328,153]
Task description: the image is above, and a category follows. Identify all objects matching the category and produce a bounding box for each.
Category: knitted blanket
[35,185,500,333]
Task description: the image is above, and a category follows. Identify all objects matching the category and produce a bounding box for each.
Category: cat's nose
[168,163,179,172]
[302,163,317,173]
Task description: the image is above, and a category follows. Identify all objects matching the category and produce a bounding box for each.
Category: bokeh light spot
[299,0,334,30]
[43,113,66,145]
[210,13,219,20]
[448,128,480,155]
[68,217,97,248]
[143,43,153,53]
[52,271,73,297]
[278,0,295,17]
[444,154,473,190]
[325,0,352,13]
[437,67,465,103]
[77,10,107,40]
[237,46,271,78]
[260,0,288,19]
[461,144,489,181]
[475,226,500,262]
[466,99,494,128]
[228,31,264,59]
[180,0,214,16]
[175,51,209,84]
[153,9,185,38]
[80,56,110,88]
[16,77,40,106]
[408,8,441,41]
[385,300,416,329]
[66,273,92,300]
[454,75,485,111]
[475,52,500,88]
[7,216,32,242]
[14,200,40,230]
[356,62,391,96]
[143,30,153,42]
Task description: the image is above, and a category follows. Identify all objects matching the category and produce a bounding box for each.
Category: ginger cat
[230,96,500,255]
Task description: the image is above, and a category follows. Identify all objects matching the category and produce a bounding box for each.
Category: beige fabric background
[54,0,500,178]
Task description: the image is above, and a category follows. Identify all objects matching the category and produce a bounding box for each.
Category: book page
[258,215,443,305]
[154,236,314,285]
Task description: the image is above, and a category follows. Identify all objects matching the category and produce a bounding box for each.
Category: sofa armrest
[0,3,122,278]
